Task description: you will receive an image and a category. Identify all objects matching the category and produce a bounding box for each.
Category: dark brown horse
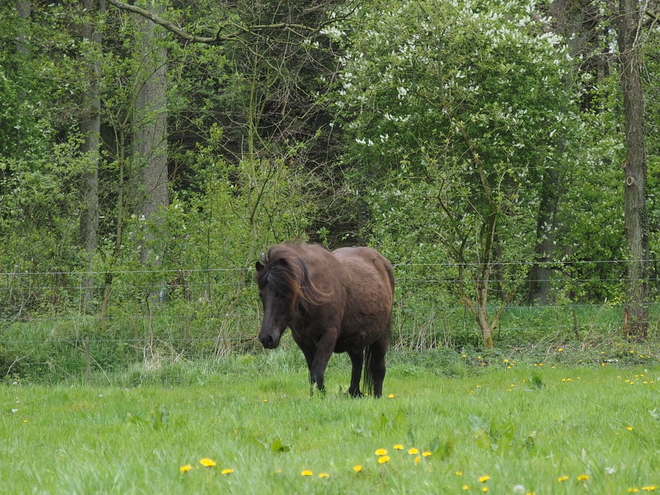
[255,243,394,397]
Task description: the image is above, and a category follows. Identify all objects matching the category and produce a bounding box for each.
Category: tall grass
[3,302,659,383]
[2,352,659,494]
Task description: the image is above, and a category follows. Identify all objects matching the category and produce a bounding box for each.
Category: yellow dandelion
[455,471,463,476]
[179,465,193,474]
[394,444,404,450]
[408,448,419,455]
[627,426,634,431]
[301,470,313,476]
[200,458,216,467]
[422,451,432,457]
[462,486,470,491]
[353,465,363,473]
[577,475,590,481]
[558,348,563,352]
[414,456,421,464]
[375,448,388,456]
[319,473,329,478]
[378,455,390,464]
[388,394,395,399]
[642,487,658,491]
[557,476,569,482]
[629,489,639,493]
[221,468,234,475]
[482,488,489,493]
[479,476,491,483]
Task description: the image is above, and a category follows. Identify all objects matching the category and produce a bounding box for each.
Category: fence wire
[0,261,657,352]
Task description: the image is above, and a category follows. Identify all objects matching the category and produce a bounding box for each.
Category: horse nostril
[260,335,273,348]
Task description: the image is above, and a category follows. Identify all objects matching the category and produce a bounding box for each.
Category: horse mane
[256,244,329,315]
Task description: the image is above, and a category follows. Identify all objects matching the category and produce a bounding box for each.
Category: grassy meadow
[2,346,660,494]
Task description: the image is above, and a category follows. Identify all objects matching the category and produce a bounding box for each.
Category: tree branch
[107,0,222,43]
[107,0,355,44]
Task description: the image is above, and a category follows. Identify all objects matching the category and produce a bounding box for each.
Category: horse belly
[334,311,389,353]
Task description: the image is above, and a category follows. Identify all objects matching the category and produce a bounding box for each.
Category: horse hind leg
[365,339,388,398]
[347,351,364,397]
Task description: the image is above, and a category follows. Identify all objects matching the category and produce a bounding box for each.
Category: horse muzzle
[259,333,280,349]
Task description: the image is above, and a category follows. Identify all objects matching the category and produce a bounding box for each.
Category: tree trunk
[16,1,30,56]
[526,168,559,305]
[618,0,648,340]
[100,127,127,329]
[528,0,598,305]
[80,0,105,312]
[132,2,168,267]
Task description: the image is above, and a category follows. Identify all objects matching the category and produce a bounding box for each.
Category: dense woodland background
[1,0,660,377]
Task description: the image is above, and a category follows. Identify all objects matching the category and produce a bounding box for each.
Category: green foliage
[1,0,659,348]
[333,0,580,311]
[100,122,314,314]
[552,72,628,302]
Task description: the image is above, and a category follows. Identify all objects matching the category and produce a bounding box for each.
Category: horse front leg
[347,350,364,397]
[308,330,338,395]
[298,345,317,396]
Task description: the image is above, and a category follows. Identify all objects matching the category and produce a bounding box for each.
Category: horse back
[333,247,393,294]
[331,247,394,343]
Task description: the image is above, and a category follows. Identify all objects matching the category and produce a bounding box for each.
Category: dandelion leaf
[429,434,455,460]
[529,374,544,390]
[375,409,408,432]
[523,431,536,452]
[270,436,291,454]
[474,428,492,451]
[150,405,169,430]
[127,413,146,426]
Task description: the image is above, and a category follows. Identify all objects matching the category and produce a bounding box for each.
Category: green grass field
[2,348,660,494]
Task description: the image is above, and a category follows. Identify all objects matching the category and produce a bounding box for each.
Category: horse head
[255,251,305,349]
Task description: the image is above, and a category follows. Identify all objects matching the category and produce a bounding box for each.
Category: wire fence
[0,260,657,347]
[0,260,658,378]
